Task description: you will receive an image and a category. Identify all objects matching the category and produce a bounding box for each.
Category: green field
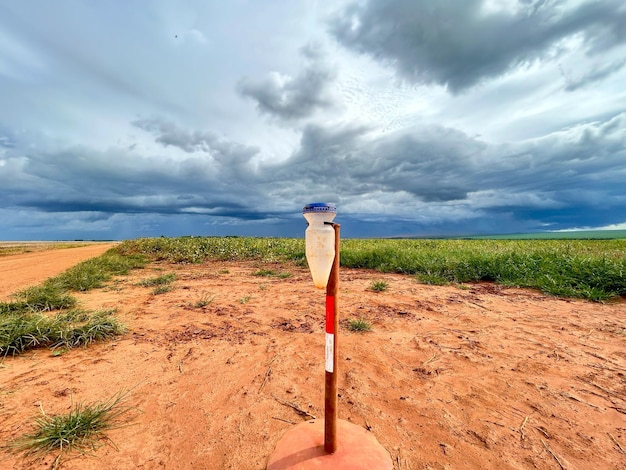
[117,237,626,302]
[2,236,624,357]
[466,229,626,240]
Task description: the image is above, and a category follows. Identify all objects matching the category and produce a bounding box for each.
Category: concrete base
[267,419,392,470]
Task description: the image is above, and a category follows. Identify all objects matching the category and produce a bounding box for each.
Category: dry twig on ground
[272,395,316,419]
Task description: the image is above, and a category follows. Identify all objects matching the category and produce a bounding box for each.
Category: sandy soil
[0,247,625,469]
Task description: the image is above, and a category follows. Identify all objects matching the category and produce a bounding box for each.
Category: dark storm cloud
[237,45,337,120]
[1,112,623,237]
[329,0,626,92]
[1,137,264,220]
[270,123,485,201]
[20,198,271,220]
[271,112,625,218]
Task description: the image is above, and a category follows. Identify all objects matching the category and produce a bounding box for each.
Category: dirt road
[0,243,116,300]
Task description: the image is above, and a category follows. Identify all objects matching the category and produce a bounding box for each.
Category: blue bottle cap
[303,202,337,214]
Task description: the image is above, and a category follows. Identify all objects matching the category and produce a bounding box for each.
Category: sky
[0,0,625,240]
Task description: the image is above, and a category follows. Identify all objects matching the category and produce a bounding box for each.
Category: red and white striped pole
[267,206,391,469]
[324,223,340,454]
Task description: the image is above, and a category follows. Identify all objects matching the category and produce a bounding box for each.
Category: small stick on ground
[542,439,566,470]
[259,355,277,393]
[608,432,626,455]
[532,426,550,438]
[384,350,407,367]
[519,415,529,442]
[584,380,625,402]
[423,353,438,365]
[272,416,296,425]
[561,392,602,410]
[467,300,488,310]
[581,328,594,338]
[585,351,626,371]
[586,362,625,374]
[609,406,626,415]
[273,395,316,419]
[483,419,505,428]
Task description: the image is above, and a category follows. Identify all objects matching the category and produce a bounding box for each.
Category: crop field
[118,237,626,301]
[1,237,624,469]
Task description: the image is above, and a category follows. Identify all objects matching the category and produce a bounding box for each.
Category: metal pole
[324,223,340,454]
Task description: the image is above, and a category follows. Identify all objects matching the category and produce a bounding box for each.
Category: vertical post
[324,223,340,454]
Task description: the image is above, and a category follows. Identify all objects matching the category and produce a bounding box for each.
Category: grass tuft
[6,391,137,463]
[369,280,389,292]
[54,310,126,349]
[52,251,147,292]
[193,293,215,308]
[252,269,292,278]
[347,318,372,332]
[151,285,172,295]
[13,284,77,312]
[137,273,176,287]
[1,310,125,357]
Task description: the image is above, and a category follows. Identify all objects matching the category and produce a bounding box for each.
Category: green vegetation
[151,285,172,295]
[0,249,145,356]
[136,273,176,295]
[192,293,215,308]
[9,284,77,313]
[1,309,124,357]
[137,273,176,287]
[116,236,304,264]
[252,268,277,277]
[239,295,252,304]
[252,268,291,278]
[340,239,626,301]
[466,229,626,240]
[116,237,626,302]
[347,318,372,332]
[369,280,389,292]
[1,251,147,316]
[6,391,136,463]
[52,251,146,292]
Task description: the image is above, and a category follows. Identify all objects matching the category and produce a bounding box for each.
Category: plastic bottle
[303,203,337,289]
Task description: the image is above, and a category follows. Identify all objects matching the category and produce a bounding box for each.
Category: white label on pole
[325,332,334,373]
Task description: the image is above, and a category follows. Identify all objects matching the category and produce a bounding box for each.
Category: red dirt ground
[0,246,625,469]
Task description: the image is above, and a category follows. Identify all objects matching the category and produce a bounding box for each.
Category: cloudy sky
[1,0,624,240]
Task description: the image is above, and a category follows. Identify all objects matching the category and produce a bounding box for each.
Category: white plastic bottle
[303,203,337,289]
